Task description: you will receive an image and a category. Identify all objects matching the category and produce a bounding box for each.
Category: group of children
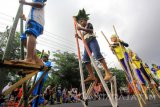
[74,8,160,101]
[110,34,160,99]
[17,0,160,106]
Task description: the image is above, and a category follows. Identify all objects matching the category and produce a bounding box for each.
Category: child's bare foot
[84,75,96,83]
[104,73,113,81]
[35,56,44,66]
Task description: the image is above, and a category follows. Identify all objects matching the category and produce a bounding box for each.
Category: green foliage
[110,67,127,88]
[0,30,21,90]
[44,51,81,89]
[43,51,127,91]
[0,30,21,59]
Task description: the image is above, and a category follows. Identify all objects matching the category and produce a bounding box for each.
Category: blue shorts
[83,38,104,63]
[20,20,43,41]
[135,69,146,84]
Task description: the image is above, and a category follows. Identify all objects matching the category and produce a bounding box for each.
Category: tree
[110,67,127,89]
[44,51,86,89]
[0,29,21,90]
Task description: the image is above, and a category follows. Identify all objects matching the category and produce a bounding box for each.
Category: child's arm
[75,34,82,40]
[77,26,93,34]
[19,0,45,8]
[120,41,129,47]
[21,14,26,21]
[77,23,93,34]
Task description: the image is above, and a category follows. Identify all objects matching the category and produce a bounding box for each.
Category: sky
[0,0,160,68]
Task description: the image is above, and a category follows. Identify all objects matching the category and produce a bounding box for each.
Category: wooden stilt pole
[73,17,87,107]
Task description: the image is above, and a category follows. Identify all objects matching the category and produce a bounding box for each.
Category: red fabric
[128,84,134,94]
[17,88,23,99]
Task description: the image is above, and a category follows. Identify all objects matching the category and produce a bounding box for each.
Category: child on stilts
[110,34,132,82]
[127,49,149,97]
[74,9,112,83]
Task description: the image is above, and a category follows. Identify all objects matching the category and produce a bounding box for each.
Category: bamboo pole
[73,17,87,103]
[2,4,23,60]
[3,71,38,96]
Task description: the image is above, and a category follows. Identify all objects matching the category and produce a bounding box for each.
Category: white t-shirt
[27,0,45,26]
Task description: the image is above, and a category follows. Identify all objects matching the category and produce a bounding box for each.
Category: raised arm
[19,0,45,8]
[120,41,129,47]
[77,23,93,34]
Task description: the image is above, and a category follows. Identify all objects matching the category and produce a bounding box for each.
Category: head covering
[127,48,132,53]
[144,63,149,68]
[111,34,118,38]
[74,8,90,22]
[152,64,157,67]
[43,54,49,59]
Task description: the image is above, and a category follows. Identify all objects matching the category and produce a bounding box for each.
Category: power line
[0,16,13,22]
[44,30,75,43]
[0,12,14,18]
[37,39,77,52]
[38,34,76,49]
[37,41,76,53]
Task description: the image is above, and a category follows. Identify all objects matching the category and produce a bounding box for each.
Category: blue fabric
[135,69,146,84]
[151,66,160,73]
[34,0,45,2]
[20,20,43,41]
[31,8,34,20]
[83,38,103,63]
[120,59,132,82]
[124,52,129,61]
[140,65,151,82]
[32,61,52,106]
[20,33,27,41]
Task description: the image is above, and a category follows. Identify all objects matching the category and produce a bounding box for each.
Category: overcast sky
[0,0,160,68]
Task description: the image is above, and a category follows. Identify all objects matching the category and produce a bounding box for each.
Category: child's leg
[89,38,112,81]
[25,35,36,63]
[135,69,146,84]
[84,62,96,82]
[140,65,151,82]
[33,49,44,66]
[120,59,132,82]
[99,59,112,81]
[83,47,96,82]
[85,62,94,77]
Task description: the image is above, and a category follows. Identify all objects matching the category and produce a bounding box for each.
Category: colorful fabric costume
[112,41,132,82]
[32,60,52,107]
[131,54,151,84]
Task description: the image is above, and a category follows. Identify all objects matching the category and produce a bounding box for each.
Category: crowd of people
[0,81,119,106]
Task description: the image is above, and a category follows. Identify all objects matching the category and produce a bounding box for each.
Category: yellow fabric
[113,45,126,59]
[132,54,141,69]
[145,67,151,75]
[157,70,160,78]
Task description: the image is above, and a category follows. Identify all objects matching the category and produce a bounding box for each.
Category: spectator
[2,82,12,93]
[56,85,62,104]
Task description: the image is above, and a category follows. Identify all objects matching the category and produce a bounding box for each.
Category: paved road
[46,98,160,107]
